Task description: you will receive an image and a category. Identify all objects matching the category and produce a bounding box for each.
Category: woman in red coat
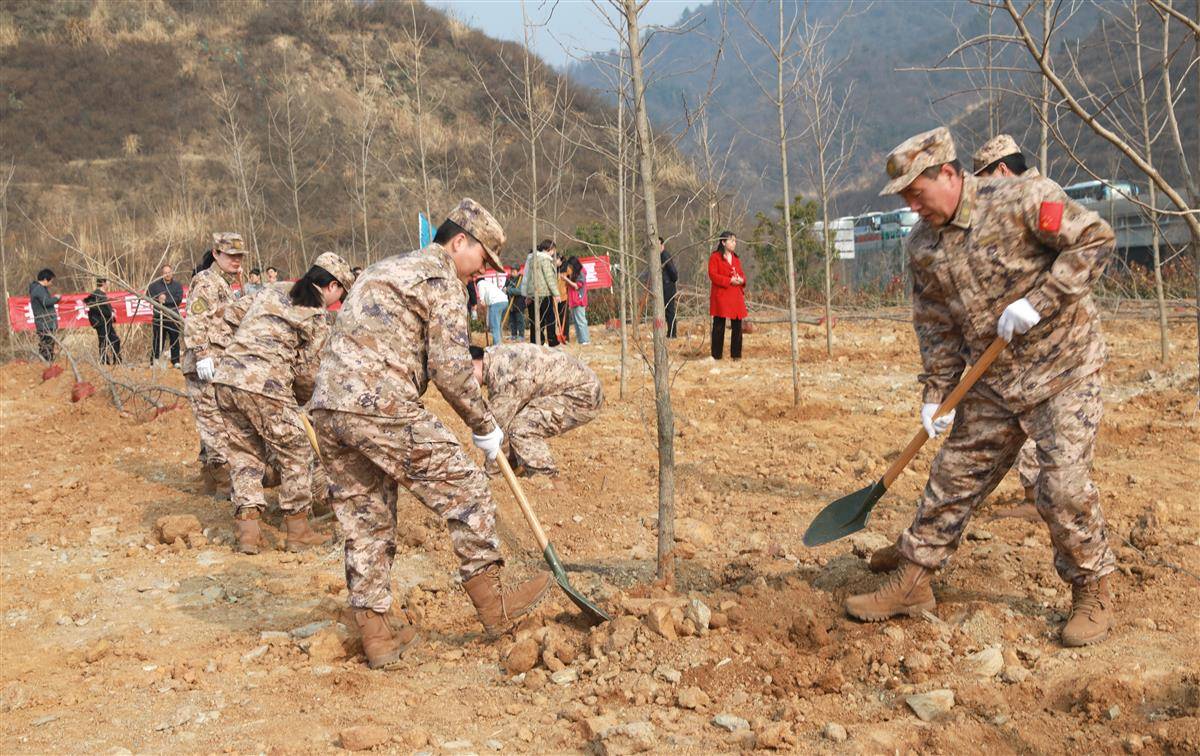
[708,230,747,359]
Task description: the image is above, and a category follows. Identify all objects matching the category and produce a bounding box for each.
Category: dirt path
[1,318,1197,753]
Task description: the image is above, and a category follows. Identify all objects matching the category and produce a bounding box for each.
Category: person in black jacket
[84,277,122,364]
[660,237,679,338]
[147,264,184,367]
[28,269,60,362]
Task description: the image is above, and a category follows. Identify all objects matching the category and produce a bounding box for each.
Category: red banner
[6,289,192,333]
[485,255,612,291]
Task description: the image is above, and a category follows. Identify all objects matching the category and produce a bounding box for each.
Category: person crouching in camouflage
[183,232,245,497]
[844,127,1118,647]
[469,342,603,477]
[310,199,552,670]
[212,253,355,555]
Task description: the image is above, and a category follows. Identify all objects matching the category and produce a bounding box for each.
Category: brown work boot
[845,559,936,622]
[1062,576,1113,647]
[234,509,265,555]
[462,564,553,637]
[868,542,902,573]
[283,510,330,552]
[353,609,419,670]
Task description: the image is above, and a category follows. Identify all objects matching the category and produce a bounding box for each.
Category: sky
[426,0,695,68]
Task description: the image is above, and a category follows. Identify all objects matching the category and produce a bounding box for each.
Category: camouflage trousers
[214,386,326,516]
[311,408,502,613]
[501,384,603,475]
[898,373,1115,584]
[184,373,229,466]
[1015,439,1038,490]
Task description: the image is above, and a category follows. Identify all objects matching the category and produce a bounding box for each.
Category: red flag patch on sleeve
[1038,201,1064,232]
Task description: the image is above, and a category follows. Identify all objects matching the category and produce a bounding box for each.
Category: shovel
[495,454,611,624]
[803,337,1008,547]
[300,412,321,456]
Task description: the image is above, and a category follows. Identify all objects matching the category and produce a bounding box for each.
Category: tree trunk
[625,0,676,589]
[1131,5,1168,363]
[617,58,629,399]
[1039,0,1050,173]
[776,0,802,400]
[522,0,542,346]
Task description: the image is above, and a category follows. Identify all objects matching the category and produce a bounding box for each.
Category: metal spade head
[803,479,888,547]
[542,543,611,624]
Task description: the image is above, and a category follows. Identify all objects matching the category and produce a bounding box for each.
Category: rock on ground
[339,724,389,751]
[906,689,956,721]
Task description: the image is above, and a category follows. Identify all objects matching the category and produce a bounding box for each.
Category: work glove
[472,424,505,461]
[196,357,216,382]
[921,403,955,439]
[997,298,1041,342]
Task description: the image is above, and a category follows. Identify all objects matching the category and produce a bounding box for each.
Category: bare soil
[2,317,1198,754]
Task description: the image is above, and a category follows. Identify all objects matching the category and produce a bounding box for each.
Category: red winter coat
[708,251,747,319]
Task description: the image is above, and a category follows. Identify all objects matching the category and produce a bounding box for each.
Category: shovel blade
[803,479,888,547]
[542,543,611,624]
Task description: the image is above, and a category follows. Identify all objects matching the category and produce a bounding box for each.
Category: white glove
[196,357,216,382]
[921,403,955,438]
[472,424,505,461]
[997,298,1041,342]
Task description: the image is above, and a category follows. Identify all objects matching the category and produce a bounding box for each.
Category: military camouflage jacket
[213,283,329,404]
[482,343,603,429]
[908,172,1113,412]
[182,266,238,374]
[310,245,492,434]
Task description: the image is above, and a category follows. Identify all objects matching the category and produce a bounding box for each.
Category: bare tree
[395,2,442,221]
[344,33,381,260]
[268,50,329,260]
[613,0,678,587]
[795,6,859,359]
[211,73,263,266]
[0,159,14,344]
[733,0,804,401]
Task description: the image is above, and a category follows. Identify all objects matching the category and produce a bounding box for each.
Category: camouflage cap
[879,127,957,196]
[212,232,246,255]
[972,133,1022,174]
[447,198,506,271]
[312,251,356,290]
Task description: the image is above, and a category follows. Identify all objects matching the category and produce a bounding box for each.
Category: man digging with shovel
[843,127,1118,647]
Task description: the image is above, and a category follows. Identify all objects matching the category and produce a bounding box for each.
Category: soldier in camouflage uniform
[183,232,246,496]
[310,199,552,670]
[868,134,1047,574]
[213,253,355,555]
[469,342,603,476]
[845,128,1117,648]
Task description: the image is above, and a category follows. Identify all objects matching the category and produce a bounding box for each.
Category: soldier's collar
[948,173,977,230]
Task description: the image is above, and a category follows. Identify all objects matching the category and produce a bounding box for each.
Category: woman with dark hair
[564,256,590,345]
[707,230,747,360]
[213,253,356,554]
[184,233,246,495]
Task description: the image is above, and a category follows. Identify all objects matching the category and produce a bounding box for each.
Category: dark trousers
[664,289,678,338]
[153,315,181,365]
[711,316,742,360]
[36,330,56,362]
[507,297,526,338]
[528,298,559,346]
[94,324,122,364]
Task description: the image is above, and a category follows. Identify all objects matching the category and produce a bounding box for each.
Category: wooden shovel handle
[497,454,550,552]
[881,337,1007,487]
[299,412,321,457]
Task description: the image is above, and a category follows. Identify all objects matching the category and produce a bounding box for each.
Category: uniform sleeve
[424,278,493,435]
[183,274,226,357]
[708,254,731,287]
[217,294,255,348]
[910,248,966,405]
[1022,178,1115,318]
[293,315,329,405]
